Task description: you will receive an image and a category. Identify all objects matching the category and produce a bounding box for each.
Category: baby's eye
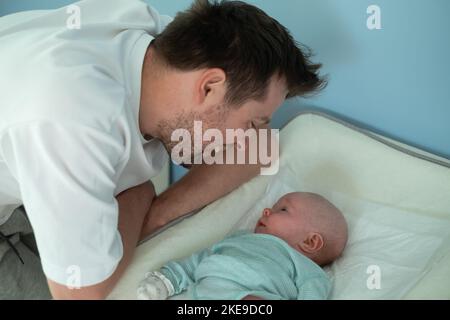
[281,207,288,212]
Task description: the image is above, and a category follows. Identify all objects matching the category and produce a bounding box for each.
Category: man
[0,0,324,299]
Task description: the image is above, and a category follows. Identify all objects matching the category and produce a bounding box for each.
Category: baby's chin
[254,225,267,234]
[254,225,274,236]
[254,227,290,244]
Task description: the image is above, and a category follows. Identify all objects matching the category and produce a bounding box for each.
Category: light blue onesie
[159,230,331,300]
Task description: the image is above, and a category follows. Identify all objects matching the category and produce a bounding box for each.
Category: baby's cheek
[268,223,284,237]
[276,220,297,239]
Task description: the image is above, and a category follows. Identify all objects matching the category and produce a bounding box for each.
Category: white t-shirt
[0,0,171,286]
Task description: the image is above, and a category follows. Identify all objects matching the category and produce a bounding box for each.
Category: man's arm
[48,181,155,299]
[140,125,276,239]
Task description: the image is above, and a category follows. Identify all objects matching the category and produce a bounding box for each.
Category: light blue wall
[1,0,449,183]
[0,0,75,13]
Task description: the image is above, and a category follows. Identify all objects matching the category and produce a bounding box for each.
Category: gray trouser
[0,206,52,299]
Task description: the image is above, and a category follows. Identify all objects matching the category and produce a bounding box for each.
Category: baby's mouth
[257,221,266,228]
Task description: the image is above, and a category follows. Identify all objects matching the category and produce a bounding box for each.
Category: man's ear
[197,68,226,105]
[297,232,324,254]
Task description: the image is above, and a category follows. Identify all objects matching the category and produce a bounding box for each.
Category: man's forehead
[234,75,287,120]
[266,77,288,104]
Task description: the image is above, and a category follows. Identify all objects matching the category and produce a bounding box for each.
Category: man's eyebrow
[258,116,271,125]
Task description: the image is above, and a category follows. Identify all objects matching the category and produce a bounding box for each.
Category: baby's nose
[263,208,271,217]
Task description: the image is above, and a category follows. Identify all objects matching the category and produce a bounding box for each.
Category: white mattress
[108,111,450,300]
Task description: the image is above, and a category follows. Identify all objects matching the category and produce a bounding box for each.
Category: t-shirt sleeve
[297,276,332,300]
[0,121,125,287]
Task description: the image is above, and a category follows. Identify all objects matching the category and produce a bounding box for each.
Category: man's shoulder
[18,66,129,132]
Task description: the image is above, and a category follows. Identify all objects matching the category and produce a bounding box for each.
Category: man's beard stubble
[156,104,230,163]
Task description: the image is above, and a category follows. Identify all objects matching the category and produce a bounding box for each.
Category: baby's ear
[297,232,324,254]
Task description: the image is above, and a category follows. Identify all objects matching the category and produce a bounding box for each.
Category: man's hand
[48,181,155,299]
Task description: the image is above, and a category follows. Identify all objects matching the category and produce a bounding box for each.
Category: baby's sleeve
[159,247,211,295]
[297,276,332,300]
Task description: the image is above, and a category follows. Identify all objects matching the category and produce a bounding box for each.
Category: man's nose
[263,208,271,217]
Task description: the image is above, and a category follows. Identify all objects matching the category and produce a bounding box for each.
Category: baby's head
[254,192,348,266]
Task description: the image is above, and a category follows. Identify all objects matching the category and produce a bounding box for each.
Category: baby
[137,192,348,300]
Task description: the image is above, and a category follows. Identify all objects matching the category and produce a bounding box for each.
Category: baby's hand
[137,271,175,300]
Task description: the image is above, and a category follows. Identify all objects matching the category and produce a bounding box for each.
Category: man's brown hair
[152,0,326,106]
